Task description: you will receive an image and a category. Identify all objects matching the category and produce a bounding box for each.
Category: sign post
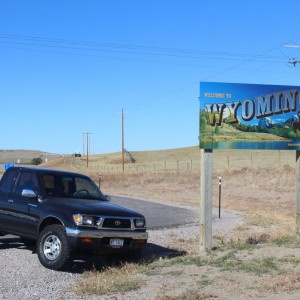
[296,151,300,237]
[200,149,213,250]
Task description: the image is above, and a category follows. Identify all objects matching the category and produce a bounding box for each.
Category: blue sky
[1,0,300,154]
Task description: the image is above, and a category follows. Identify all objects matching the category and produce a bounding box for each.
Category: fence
[67,159,199,173]
[65,150,296,174]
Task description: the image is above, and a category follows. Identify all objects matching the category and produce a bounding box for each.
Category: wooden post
[200,149,213,251]
[122,109,125,172]
[296,150,300,237]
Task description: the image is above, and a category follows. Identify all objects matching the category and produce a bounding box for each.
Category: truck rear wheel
[37,225,71,270]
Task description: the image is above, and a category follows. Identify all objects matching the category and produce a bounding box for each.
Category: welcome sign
[199,82,300,150]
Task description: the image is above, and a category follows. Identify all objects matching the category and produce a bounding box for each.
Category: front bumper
[66,227,148,239]
[65,227,148,252]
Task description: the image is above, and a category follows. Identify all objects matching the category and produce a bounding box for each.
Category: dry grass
[155,288,215,300]
[94,171,200,204]
[73,263,144,296]
[262,271,300,292]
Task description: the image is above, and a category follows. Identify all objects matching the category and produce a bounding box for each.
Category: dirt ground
[83,165,300,299]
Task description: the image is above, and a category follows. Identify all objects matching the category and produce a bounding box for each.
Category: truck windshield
[42,173,105,200]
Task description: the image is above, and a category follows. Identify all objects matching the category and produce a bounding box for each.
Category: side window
[0,168,18,193]
[43,174,70,197]
[13,172,39,195]
[43,174,55,196]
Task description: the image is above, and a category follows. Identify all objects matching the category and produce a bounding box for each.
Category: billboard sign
[200,82,300,150]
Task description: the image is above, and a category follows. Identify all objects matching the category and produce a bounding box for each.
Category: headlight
[135,218,146,228]
[73,214,94,226]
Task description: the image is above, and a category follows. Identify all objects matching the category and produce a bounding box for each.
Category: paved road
[110,195,199,229]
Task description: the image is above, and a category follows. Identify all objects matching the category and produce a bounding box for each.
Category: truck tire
[37,225,71,271]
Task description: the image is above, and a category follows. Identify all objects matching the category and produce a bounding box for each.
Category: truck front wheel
[37,225,71,270]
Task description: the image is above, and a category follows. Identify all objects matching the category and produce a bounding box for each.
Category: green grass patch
[272,236,294,246]
[197,275,213,288]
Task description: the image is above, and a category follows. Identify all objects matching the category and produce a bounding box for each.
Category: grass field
[41,146,296,173]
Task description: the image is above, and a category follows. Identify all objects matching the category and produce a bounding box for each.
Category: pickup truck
[0,166,148,270]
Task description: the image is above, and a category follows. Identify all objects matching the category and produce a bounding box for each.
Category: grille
[102,218,131,229]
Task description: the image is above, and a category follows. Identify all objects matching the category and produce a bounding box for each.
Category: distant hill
[0,150,61,164]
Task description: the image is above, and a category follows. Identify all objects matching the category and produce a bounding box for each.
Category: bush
[31,157,43,165]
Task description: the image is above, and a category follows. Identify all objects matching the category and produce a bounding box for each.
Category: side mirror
[22,189,37,198]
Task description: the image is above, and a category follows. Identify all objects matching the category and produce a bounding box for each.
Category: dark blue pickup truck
[0,167,147,270]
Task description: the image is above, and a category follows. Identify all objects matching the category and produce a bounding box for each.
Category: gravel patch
[0,237,78,300]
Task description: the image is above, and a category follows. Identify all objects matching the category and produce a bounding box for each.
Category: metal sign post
[200,149,213,251]
[296,151,300,237]
[218,176,222,219]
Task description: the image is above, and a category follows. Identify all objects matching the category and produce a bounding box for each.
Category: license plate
[109,238,124,248]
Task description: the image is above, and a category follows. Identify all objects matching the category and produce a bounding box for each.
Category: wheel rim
[43,235,62,260]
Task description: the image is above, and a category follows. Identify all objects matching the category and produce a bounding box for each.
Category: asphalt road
[110,195,199,229]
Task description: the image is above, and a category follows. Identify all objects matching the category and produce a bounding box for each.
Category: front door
[6,171,40,238]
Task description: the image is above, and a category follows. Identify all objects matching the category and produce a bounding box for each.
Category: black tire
[37,225,71,271]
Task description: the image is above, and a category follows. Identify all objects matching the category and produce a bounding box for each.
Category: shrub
[31,157,43,165]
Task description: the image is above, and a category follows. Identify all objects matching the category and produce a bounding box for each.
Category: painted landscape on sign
[199,82,300,150]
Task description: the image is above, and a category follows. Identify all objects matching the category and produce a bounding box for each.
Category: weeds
[73,263,144,296]
[262,271,300,292]
[272,235,294,246]
[156,288,216,299]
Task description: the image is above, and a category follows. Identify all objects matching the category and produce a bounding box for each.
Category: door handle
[8,199,14,203]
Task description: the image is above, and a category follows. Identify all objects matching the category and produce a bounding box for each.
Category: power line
[0,32,288,63]
[285,44,300,68]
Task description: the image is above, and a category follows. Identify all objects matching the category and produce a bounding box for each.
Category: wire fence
[67,159,199,173]
[65,150,296,173]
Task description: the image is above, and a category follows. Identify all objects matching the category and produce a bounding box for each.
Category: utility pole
[285,44,300,67]
[83,132,92,167]
[82,133,85,156]
[122,108,125,171]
